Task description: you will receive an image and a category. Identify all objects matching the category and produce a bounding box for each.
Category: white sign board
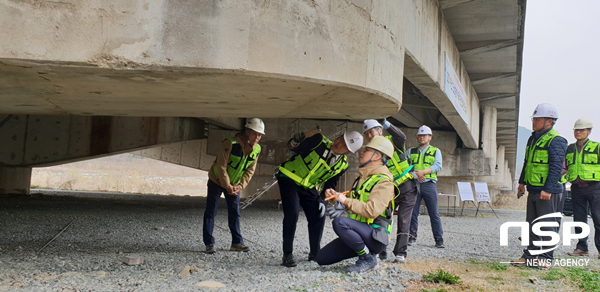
[473,182,491,203]
[444,53,469,125]
[457,182,474,201]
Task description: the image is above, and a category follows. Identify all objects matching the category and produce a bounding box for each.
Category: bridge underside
[1,59,398,120]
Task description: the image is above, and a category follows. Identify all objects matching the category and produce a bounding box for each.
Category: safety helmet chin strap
[541,118,556,130]
[359,150,383,168]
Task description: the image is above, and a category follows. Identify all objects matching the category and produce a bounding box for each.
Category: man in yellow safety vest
[564,118,600,259]
[203,118,264,254]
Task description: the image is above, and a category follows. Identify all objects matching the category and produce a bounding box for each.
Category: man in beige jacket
[203,118,264,254]
[316,136,396,273]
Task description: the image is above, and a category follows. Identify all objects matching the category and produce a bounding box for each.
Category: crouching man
[316,136,396,273]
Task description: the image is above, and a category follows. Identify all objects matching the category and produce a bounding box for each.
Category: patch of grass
[519,271,531,277]
[568,268,600,291]
[541,268,568,281]
[423,269,462,285]
[486,262,507,271]
[421,289,447,292]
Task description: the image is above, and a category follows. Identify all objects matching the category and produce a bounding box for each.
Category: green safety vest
[523,129,564,186]
[347,174,394,234]
[278,135,348,189]
[565,140,600,182]
[409,145,439,180]
[384,136,414,186]
[213,138,261,185]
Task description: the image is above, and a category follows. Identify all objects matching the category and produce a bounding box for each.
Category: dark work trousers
[521,191,563,260]
[392,186,418,257]
[316,217,385,265]
[278,176,325,256]
[572,183,600,253]
[410,181,444,241]
[202,180,243,246]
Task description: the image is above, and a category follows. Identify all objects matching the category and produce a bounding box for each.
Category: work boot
[281,253,297,267]
[408,237,416,246]
[308,254,317,262]
[378,251,388,260]
[394,255,406,264]
[435,239,445,248]
[348,254,378,274]
[567,249,589,256]
[230,243,250,252]
[205,244,216,254]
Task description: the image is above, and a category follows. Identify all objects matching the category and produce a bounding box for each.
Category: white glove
[318,202,326,218]
[326,201,345,219]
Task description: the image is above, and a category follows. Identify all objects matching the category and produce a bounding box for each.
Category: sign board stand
[473,182,499,218]
[457,182,479,217]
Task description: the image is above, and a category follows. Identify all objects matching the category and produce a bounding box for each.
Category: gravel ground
[0,191,598,291]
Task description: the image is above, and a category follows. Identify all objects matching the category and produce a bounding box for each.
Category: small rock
[179,266,190,276]
[528,277,539,284]
[196,281,226,288]
[95,271,106,278]
[122,256,144,266]
[153,227,164,230]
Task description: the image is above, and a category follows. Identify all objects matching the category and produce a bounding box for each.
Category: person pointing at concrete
[512,103,567,269]
[362,119,418,263]
[564,118,600,259]
[203,118,264,254]
[277,130,363,267]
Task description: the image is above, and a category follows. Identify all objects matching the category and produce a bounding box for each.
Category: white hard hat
[245,118,265,134]
[365,136,394,159]
[417,125,433,136]
[531,103,559,119]
[574,118,593,130]
[362,119,382,134]
[343,131,363,153]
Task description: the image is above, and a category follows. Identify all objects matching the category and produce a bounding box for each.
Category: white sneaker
[394,255,406,263]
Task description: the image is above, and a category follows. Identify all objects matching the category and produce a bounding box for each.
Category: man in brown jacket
[203,118,264,254]
[316,136,396,273]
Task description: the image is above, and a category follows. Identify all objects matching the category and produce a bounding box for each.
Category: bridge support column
[0,167,31,195]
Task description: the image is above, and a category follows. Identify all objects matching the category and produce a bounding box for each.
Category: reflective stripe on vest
[278,136,348,189]
[213,138,261,185]
[347,174,394,234]
[409,146,439,180]
[566,140,600,182]
[384,136,414,186]
[523,129,562,186]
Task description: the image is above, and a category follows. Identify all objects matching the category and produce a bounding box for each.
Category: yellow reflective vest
[565,140,600,182]
[213,138,261,185]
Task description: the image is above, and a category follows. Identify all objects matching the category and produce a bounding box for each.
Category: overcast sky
[519,0,600,143]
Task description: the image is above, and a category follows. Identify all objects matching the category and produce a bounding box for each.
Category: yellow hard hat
[364,136,394,159]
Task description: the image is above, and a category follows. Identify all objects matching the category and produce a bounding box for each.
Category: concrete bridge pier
[0,167,31,195]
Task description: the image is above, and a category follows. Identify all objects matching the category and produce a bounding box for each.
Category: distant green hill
[515,126,532,179]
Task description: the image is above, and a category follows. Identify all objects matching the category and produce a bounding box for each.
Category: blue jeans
[410,181,443,241]
[202,180,243,246]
